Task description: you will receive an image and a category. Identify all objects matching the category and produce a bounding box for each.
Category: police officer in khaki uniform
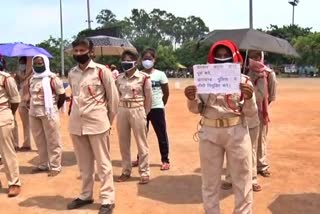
[248,51,277,177]
[185,40,257,214]
[67,38,119,214]
[0,57,21,197]
[116,50,152,185]
[15,56,33,151]
[29,54,65,177]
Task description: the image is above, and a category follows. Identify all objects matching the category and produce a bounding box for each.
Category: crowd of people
[0,37,276,214]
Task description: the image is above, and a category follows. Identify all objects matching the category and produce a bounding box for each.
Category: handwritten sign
[193,63,241,94]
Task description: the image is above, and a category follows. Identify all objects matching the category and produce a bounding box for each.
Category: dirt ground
[1,78,320,214]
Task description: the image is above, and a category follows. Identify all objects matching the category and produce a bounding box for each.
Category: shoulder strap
[2,76,8,89]
[98,68,103,84]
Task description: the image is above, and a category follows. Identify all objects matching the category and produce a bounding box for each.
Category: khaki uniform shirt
[29,74,65,117]
[187,75,257,120]
[116,70,152,114]
[68,60,119,136]
[246,70,277,127]
[0,71,21,127]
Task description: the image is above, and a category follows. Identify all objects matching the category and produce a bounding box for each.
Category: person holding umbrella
[184,40,257,213]
[29,54,66,177]
[248,50,277,177]
[0,56,21,197]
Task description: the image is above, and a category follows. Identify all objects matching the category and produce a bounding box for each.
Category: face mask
[19,64,26,71]
[73,53,90,64]
[121,61,136,72]
[214,57,233,64]
[142,60,154,69]
[33,66,46,73]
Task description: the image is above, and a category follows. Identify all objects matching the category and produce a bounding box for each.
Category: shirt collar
[76,60,96,72]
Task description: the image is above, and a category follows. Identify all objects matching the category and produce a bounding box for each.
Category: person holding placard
[184,40,257,214]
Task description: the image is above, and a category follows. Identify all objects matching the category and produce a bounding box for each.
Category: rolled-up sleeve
[5,77,21,104]
[103,68,119,125]
[53,76,65,95]
[268,71,277,102]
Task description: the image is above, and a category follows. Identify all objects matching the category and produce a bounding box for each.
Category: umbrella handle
[242,49,249,74]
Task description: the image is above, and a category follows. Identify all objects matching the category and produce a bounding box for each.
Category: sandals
[132,160,139,167]
[252,183,262,192]
[116,174,131,182]
[139,176,150,185]
[31,167,49,174]
[259,170,271,177]
[160,162,170,171]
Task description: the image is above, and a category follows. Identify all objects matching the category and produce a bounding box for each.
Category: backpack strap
[50,77,56,94]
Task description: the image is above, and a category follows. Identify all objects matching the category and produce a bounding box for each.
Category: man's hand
[184,85,197,100]
[240,83,254,100]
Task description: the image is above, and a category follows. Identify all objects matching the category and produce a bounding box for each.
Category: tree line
[6,8,320,73]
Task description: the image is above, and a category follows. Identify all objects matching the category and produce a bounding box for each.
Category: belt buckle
[217,119,223,128]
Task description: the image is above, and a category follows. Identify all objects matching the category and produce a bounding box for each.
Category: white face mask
[19,64,26,71]
[142,60,154,69]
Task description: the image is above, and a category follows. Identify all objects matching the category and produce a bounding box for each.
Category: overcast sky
[2,0,318,44]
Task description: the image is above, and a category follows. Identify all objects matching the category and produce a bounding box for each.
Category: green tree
[96,9,117,27]
[293,32,320,66]
[175,40,210,68]
[155,45,177,70]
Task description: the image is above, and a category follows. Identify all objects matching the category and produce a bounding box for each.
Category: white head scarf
[32,54,54,119]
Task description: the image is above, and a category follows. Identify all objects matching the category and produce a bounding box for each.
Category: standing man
[67,38,119,214]
[184,40,257,213]
[15,56,33,152]
[248,51,277,177]
[0,56,21,197]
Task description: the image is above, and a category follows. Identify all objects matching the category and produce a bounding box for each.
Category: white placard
[193,63,241,94]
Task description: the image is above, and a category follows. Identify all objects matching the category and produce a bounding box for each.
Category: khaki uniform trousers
[29,115,62,171]
[17,105,31,148]
[117,106,150,177]
[257,123,269,172]
[71,131,115,205]
[226,125,260,184]
[12,117,19,148]
[199,124,252,214]
[0,123,21,186]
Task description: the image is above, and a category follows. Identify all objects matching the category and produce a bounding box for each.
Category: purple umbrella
[0,42,53,58]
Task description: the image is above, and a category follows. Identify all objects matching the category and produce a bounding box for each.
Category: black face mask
[121,61,135,72]
[33,66,46,73]
[73,53,90,64]
[214,57,233,64]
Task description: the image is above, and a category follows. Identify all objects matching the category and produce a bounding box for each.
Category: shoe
[252,183,262,192]
[139,176,150,185]
[160,162,170,171]
[67,198,94,210]
[258,169,271,177]
[14,147,20,152]
[116,174,131,182]
[221,182,232,190]
[131,160,139,167]
[8,185,21,197]
[99,204,115,214]
[19,147,32,152]
[31,167,49,174]
[48,170,60,177]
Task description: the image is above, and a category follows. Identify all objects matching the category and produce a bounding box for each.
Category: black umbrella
[200,28,299,57]
[65,35,137,56]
